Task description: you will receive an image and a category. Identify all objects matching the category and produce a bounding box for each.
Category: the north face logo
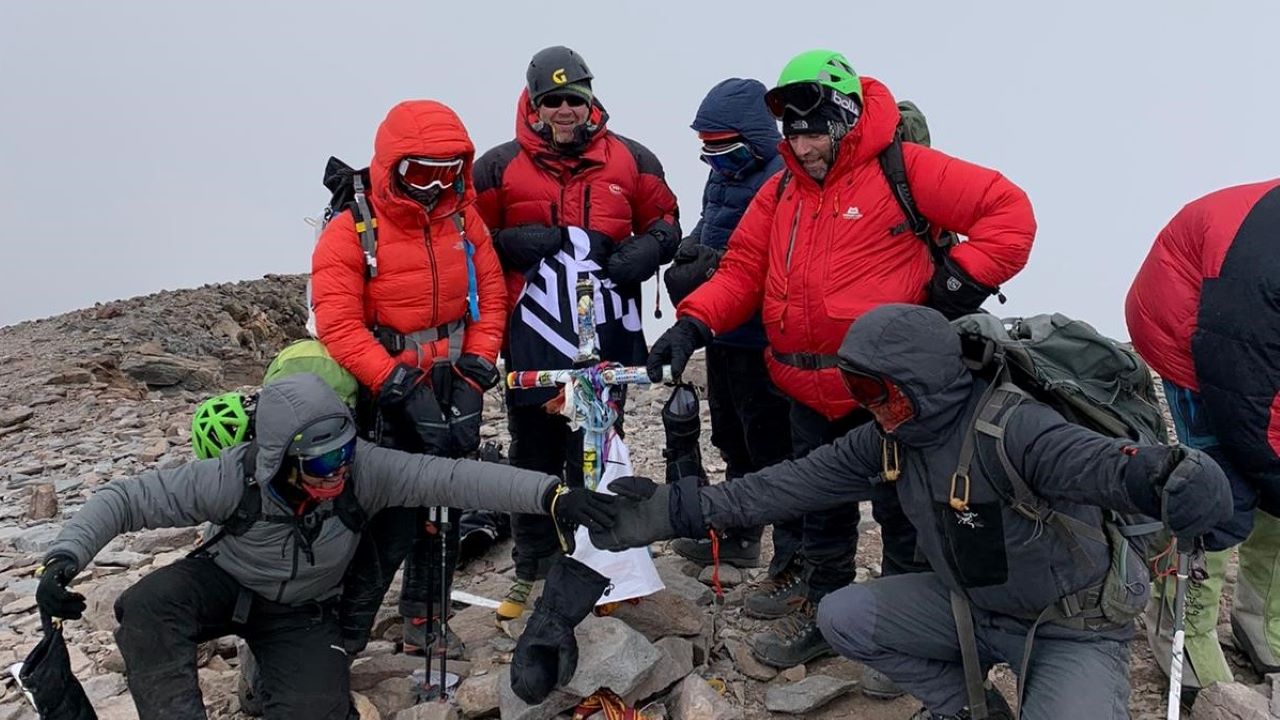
[841,206,862,220]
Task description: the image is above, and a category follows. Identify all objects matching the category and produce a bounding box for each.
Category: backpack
[951,313,1169,626]
[775,100,959,263]
[304,157,481,338]
[263,339,359,409]
[948,313,1169,717]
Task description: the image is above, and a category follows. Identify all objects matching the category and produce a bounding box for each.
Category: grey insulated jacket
[46,373,558,605]
[699,304,1155,623]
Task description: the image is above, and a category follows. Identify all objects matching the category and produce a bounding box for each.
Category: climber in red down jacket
[310,99,507,657]
[647,50,1035,677]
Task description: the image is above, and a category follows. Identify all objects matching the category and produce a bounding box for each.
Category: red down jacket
[678,77,1036,419]
[473,89,679,303]
[311,100,507,391]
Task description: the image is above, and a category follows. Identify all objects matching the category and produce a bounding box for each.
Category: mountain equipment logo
[946,276,963,292]
[842,206,862,220]
[551,68,567,85]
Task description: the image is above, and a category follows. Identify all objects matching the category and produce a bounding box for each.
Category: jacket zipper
[780,201,803,333]
[423,226,439,325]
[551,201,560,226]
[277,539,301,602]
[583,185,592,229]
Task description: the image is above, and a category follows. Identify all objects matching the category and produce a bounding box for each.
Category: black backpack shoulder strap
[879,137,955,262]
[332,476,368,533]
[774,170,791,202]
[187,443,262,558]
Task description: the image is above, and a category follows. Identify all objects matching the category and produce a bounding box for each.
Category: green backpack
[948,313,1170,716]
[952,313,1169,625]
[262,339,359,409]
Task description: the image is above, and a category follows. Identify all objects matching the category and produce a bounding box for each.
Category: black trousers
[770,401,926,601]
[113,557,355,720]
[705,344,794,542]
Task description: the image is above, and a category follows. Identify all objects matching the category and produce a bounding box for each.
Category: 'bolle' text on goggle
[298,438,356,478]
[397,157,463,191]
[699,142,755,173]
[764,82,857,119]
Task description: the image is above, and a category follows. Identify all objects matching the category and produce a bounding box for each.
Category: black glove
[379,364,450,454]
[663,239,721,306]
[493,225,566,271]
[544,486,618,553]
[926,254,999,320]
[589,476,705,551]
[510,557,609,704]
[606,234,662,286]
[455,354,500,391]
[36,555,84,620]
[646,316,712,382]
[1161,448,1233,541]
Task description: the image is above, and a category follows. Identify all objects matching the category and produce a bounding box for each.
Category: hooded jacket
[1125,179,1280,505]
[45,374,556,606]
[697,305,1167,624]
[311,100,507,391]
[686,78,784,348]
[677,77,1036,419]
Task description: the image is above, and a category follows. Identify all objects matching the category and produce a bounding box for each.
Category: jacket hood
[837,304,972,446]
[253,373,358,483]
[691,78,780,162]
[779,75,900,186]
[370,100,478,225]
[514,88,611,163]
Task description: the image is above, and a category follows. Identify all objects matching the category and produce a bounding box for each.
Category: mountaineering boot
[744,565,808,619]
[402,616,466,659]
[235,640,263,716]
[496,577,535,623]
[669,536,763,568]
[751,600,836,668]
[1145,548,1233,689]
[860,666,905,700]
[1231,509,1280,674]
[908,687,1014,720]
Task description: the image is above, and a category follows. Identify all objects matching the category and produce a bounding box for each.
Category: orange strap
[572,689,642,720]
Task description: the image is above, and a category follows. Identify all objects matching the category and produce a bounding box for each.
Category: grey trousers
[816,572,1131,719]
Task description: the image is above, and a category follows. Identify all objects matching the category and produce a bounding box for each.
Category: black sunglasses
[539,94,589,109]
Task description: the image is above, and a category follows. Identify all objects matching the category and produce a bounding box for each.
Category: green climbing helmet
[764,49,863,119]
[192,392,253,460]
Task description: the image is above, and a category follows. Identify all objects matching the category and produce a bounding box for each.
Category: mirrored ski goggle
[838,366,890,406]
[764,82,836,119]
[397,157,463,191]
[298,438,356,479]
[699,141,754,174]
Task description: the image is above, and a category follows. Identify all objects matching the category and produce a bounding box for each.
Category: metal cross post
[507,277,670,491]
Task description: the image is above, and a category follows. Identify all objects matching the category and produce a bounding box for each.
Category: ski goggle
[839,367,890,406]
[699,141,756,177]
[764,82,856,119]
[397,157,463,192]
[538,93,589,109]
[298,438,356,479]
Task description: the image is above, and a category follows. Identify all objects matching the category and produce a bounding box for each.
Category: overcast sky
[2,1,1276,341]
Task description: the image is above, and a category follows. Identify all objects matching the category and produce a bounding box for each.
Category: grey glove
[588,476,705,550]
[1161,447,1233,541]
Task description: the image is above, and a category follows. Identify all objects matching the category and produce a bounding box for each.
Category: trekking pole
[437,505,451,701]
[1165,538,1199,720]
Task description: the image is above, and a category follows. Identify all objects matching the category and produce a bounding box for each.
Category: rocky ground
[0,275,1273,719]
